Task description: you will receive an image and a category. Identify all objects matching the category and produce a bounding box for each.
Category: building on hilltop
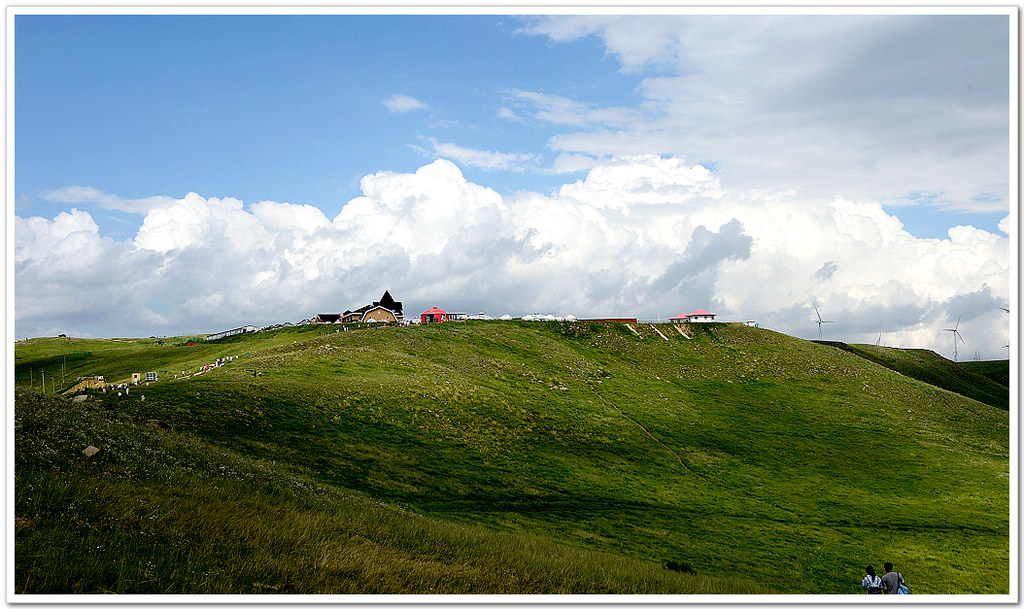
[339,290,404,324]
[207,325,259,340]
[670,309,717,324]
[420,306,467,323]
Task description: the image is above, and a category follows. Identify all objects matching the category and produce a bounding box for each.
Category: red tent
[421,306,449,323]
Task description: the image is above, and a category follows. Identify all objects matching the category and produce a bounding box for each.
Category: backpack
[866,575,883,594]
[897,573,909,595]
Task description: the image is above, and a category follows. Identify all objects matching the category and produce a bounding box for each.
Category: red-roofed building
[421,307,469,323]
[670,309,717,324]
[421,306,449,323]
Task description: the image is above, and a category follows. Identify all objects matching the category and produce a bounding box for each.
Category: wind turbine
[813,303,833,340]
[944,316,965,361]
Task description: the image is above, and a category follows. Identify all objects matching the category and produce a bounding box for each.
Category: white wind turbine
[1002,307,1010,359]
[813,303,833,340]
[944,316,965,361]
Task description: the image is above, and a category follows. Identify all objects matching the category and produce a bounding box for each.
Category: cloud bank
[14,156,1010,359]
[516,15,1010,213]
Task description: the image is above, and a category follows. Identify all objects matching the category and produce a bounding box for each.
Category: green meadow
[13,321,1010,595]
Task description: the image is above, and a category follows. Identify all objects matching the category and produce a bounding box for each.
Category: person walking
[880,562,905,594]
[861,565,883,594]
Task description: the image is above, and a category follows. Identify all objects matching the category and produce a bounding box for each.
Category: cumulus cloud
[383,94,430,113]
[14,156,1010,358]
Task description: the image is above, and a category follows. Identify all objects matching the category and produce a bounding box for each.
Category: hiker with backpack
[861,565,883,594]
[880,562,909,594]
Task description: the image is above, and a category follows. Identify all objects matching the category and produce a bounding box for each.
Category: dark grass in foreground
[14,389,767,595]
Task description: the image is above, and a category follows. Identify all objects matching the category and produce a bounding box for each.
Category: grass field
[820,341,1009,410]
[13,321,1011,595]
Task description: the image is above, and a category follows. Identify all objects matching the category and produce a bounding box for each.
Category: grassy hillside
[14,321,1010,595]
[16,389,751,595]
[820,342,1009,410]
[961,359,1011,388]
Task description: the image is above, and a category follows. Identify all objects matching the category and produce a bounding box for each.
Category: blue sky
[12,10,1014,360]
[16,15,629,229]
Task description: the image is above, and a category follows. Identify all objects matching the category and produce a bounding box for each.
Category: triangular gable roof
[376,290,402,315]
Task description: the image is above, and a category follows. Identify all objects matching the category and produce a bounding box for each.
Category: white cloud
[519,14,1010,215]
[134,193,262,254]
[42,186,176,214]
[496,106,523,122]
[506,89,644,129]
[425,138,535,172]
[550,153,598,174]
[383,94,430,113]
[998,214,1011,235]
[14,157,1010,359]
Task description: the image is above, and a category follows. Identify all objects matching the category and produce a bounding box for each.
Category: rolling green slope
[14,322,1010,595]
[16,388,752,595]
[961,359,1011,388]
[819,342,1010,410]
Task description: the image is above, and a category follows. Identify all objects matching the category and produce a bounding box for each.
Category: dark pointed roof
[376,290,402,315]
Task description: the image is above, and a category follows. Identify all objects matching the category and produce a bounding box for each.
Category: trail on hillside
[585,380,689,471]
[585,377,810,527]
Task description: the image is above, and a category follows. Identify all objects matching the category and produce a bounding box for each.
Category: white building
[669,309,717,324]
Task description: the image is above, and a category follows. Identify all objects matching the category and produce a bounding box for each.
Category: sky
[10,9,1016,361]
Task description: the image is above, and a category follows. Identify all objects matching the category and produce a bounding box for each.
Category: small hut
[421,306,449,323]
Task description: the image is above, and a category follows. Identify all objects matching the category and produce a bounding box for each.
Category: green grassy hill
[14,321,1010,595]
[816,341,1009,410]
[961,359,1011,388]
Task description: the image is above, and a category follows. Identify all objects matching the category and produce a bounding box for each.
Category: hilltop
[14,321,1010,595]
